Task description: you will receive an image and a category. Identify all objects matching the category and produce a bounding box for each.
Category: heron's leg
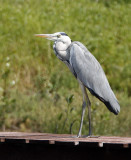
[77,100,86,137]
[84,89,92,136]
[77,81,92,137]
[77,82,88,137]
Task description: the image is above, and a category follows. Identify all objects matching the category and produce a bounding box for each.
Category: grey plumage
[68,41,120,115]
[35,32,120,137]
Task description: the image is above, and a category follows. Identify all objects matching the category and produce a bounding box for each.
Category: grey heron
[35,32,120,137]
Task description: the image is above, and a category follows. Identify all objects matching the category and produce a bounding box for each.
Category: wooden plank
[0,132,131,148]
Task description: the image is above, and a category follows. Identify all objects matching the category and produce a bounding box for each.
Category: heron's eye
[57,34,61,38]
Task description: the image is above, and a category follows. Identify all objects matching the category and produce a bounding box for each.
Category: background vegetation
[0,0,130,136]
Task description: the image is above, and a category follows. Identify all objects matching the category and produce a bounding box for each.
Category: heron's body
[35,32,120,137]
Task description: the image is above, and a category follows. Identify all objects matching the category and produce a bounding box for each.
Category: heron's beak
[35,34,50,38]
[35,34,55,41]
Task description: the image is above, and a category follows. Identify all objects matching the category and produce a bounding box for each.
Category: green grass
[0,0,131,136]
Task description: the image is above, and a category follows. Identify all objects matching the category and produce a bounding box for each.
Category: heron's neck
[55,40,71,60]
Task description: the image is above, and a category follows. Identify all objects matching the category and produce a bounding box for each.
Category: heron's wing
[69,41,120,115]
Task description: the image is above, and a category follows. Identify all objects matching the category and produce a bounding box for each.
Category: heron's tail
[104,99,120,115]
[87,87,120,115]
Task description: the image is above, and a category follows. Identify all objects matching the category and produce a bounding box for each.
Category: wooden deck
[0,132,131,160]
[0,132,131,148]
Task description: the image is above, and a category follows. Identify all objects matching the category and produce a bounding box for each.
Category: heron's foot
[79,135,100,138]
[71,134,82,138]
[71,135,100,138]
[71,135,78,138]
[77,135,81,138]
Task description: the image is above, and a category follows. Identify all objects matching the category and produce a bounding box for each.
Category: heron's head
[35,32,71,44]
